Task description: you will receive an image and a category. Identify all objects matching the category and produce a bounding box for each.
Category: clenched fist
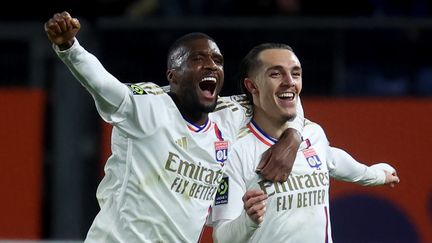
[44,11,80,50]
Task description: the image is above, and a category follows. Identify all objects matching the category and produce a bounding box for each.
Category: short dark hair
[167,32,215,69]
[239,43,293,103]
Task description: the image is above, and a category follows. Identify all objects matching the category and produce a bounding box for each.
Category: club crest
[302,147,322,169]
[214,141,228,165]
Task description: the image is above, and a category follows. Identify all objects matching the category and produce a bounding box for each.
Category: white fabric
[54,39,306,242]
[328,147,388,186]
[212,120,333,243]
[55,40,233,243]
[211,119,392,242]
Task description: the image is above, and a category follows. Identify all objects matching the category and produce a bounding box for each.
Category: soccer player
[211,43,400,243]
[44,12,305,242]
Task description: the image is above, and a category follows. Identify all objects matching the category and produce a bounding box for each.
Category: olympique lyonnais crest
[302,147,322,169]
[214,141,228,165]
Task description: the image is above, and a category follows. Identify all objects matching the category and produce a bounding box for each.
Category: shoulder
[215,95,252,117]
[230,126,256,155]
[125,82,165,96]
[303,118,328,142]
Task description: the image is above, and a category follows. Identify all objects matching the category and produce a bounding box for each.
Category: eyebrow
[265,64,302,72]
[189,51,224,61]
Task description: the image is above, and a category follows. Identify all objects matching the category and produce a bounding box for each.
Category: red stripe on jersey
[186,119,211,133]
[247,122,275,147]
[214,123,224,141]
[203,122,212,133]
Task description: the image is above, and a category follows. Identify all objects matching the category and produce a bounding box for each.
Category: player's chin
[283,112,297,122]
[200,100,218,113]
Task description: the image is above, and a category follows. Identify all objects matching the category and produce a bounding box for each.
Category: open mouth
[277,91,295,101]
[199,76,217,97]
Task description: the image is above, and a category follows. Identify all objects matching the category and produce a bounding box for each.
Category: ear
[244,78,258,94]
[166,69,176,84]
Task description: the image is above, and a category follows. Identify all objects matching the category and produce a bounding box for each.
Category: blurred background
[1,0,431,242]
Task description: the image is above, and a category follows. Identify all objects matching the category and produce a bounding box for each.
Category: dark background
[1,0,431,241]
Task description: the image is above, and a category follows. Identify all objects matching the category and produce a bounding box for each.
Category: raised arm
[44,11,129,119]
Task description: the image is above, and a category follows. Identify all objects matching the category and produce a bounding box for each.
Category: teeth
[201,77,216,82]
[278,92,294,98]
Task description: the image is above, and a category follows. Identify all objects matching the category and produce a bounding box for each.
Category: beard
[169,88,218,122]
[184,90,218,113]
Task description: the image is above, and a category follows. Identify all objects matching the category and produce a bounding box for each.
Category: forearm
[54,38,128,113]
[328,147,386,186]
[213,212,258,243]
[287,96,304,133]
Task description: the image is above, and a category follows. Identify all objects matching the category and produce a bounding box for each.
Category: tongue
[202,90,213,99]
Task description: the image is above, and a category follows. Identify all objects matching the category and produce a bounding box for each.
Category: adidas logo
[175,137,188,150]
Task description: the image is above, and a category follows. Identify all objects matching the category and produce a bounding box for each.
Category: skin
[167,39,224,125]
[242,189,268,224]
[243,48,302,224]
[243,48,399,224]
[245,48,302,139]
[44,11,302,182]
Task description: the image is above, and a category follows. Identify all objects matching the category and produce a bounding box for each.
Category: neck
[252,107,290,139]
[168,92,209,125]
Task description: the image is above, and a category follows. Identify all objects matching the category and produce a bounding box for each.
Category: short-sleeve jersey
[86,83,246,243]
[212,120,333,243]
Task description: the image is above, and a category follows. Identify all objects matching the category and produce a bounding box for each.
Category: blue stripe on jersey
[250,120,277,145]
[185,118,210,133]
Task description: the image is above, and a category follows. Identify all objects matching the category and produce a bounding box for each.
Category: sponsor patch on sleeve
[215,177,229,205]
[127,84,147,95]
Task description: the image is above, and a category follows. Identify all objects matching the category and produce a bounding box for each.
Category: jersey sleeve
[214,95,304,141]
[211,95,250,142]
[54,38,131,124]
[327,146,388,186]
[54,39,164,136]
[289,96,304,134]
[304,119,388,186]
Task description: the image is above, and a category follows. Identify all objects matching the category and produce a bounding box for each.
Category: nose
[282,74,295,87]
[204,57,218,70]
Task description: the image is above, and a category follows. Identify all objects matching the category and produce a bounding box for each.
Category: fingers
[256,149,270,173]
[242,190,268,224]
[71,18,81,29]
[384,170,400,187]
[256,150,281,181]
[45,11,78,35]
[257,155,293,183]
[256,131,299,183]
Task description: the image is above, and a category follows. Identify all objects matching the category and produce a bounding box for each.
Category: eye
[213,57,224,65]
[292,71,301,78]
[193,56,204,61]
[270,71,281,78]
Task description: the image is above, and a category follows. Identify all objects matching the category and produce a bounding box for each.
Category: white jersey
[54,39,305,242]
[211,119,390,243]
[212,120,333,243]
[88,84,234,243]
